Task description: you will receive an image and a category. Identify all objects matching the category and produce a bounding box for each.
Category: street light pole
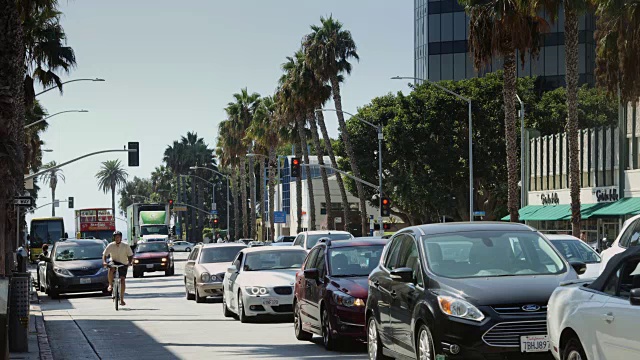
[516,94,526,209]
[317,108,384,232]
[35,78,105,97]
[24,109,89,129]
[391,76,474,221]
[189,166,230,233]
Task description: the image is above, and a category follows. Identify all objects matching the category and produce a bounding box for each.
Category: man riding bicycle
[102,230,133,306]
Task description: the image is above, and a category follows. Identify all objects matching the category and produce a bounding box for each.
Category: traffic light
[168,199,174,208]
[383,223,391,231]
[381,197,391,217]
[291,157,301,178]
[213,218,219,227]
[128,142,139,167]
[68,196,74,209]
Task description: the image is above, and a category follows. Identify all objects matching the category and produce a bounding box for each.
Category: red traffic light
[169,199,174,206]
[292,159,300,165]
[382,198,389,205]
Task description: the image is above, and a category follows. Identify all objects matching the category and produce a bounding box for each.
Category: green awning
[501,203,610,221]
[591,197,640,216]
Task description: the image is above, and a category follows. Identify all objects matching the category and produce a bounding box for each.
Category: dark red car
[293,237,388,350]
[132,242,175,277]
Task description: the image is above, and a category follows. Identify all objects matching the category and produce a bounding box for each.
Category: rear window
[307,233,352,249]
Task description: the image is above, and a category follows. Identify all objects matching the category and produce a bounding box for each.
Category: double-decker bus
[75,208,116,240]
[29,217,65,262]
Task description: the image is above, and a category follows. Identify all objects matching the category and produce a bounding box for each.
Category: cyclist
[102,230,133,306]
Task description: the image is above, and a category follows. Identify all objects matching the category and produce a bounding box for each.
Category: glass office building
[415,0,596,91]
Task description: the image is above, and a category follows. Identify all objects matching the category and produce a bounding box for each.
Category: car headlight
[332,291,365,307]
[53,267,73,277]
[200,272,211,282]
[245,286,268,295]
[437,295,485,322]
[161,258,167,262]
[133,259,139,264]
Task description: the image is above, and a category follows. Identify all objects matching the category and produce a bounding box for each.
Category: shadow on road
[162,340,367,358]
[125,291,187,299]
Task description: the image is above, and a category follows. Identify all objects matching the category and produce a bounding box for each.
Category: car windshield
[550,239,601,264]
[307,233,352,249]
[199,247,244,263]
[136,243,169,253]
[55,244,104,261]
[140,226,168,236]
[329,245,385,277]
[421,231,566,278]
[244,250,306,271]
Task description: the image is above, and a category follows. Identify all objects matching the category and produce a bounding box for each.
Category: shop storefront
[510,109,640,243]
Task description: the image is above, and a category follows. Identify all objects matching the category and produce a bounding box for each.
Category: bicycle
[109,263,126,311]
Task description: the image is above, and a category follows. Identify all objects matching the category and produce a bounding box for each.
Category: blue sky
[26,0,414,235]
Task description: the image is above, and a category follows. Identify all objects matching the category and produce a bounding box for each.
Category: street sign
[173,206,187,212]
[210,210,218,215]
[24,178,34,190]
[473,211,486,217]
[13,196,33,206]
[334,217,342,224]
[273,211,286,224]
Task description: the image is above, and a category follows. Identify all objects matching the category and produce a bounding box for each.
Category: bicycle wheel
[114,284,119,311]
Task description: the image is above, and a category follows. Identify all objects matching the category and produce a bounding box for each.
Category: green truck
[126,203,170,246]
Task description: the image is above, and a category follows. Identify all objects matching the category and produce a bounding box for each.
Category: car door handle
[390,290,397,298]
[603,312,615,323]
[373,280,380,288]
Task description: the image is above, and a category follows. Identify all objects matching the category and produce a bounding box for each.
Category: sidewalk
[9,279,53,360]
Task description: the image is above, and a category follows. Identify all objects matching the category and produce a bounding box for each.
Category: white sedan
[170,241,194,252]
[547,234,602,278]
[548,247,640,360]
[222,246,307,323]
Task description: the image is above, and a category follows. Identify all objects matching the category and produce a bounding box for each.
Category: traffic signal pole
[24,148,137,180]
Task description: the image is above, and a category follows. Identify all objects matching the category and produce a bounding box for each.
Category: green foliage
[528,85,618,135]
[202,228,213,240]
[118,177,153,214]
[339,72,537,223]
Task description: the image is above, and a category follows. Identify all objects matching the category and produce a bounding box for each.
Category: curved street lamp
[25,109,89,129]
[35,78,105,97]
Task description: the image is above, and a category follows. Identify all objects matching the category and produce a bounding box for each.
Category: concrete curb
[34,314,53,360]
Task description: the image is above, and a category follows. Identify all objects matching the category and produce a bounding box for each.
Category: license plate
[521,335,550,352]
[79,278,91,284]
[146,264,154,269]
[262,298,279,306]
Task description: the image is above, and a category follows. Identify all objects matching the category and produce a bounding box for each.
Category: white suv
[291,230,353,251]
[600,214,640,273]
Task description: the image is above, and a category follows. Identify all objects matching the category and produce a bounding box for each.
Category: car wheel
[185,247,191,252]
[562,337,587,360]
[237,291,248,323]
[222,292,233,318]
[195,285,206,303]
[416,323,435,360]
[367,316,388,360]
[294,300,312,341]
[48,281,59,300]
[322,306,337,350]
[186,281,195,301]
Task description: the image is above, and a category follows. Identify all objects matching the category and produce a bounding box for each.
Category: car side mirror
[304,268,319,281]
[170,248,175,252]
[630,289,640,306]
[227,266,237,273]
[569,261,587,275]
[390,267,414,283]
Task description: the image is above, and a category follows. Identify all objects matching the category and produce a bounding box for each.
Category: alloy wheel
[418,327,433,360]
[368,318,378,360]
[294,304,302,337]
[322,308,334,350]
[567,351,582,360]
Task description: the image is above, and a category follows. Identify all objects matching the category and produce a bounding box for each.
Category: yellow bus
[29,217,65,262]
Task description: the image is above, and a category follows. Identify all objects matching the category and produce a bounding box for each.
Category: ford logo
[522,304,541,312]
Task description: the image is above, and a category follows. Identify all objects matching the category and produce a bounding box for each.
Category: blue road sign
[274,211,286,224]
[473,211,486,217]
[210,210,218,215]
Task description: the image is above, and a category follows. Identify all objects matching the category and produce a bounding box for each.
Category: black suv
[366,222,585,360]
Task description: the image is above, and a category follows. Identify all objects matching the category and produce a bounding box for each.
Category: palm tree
[460,0,547,221]
[280,51,317,230]
[217,119,242,240]
[96,160,128,216]
[226,88,261,238]
[303,16,367,235]
[39,161,64,216]
[250,96,286,240]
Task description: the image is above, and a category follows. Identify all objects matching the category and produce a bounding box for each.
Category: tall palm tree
[95,160,128,216]
[533,0,587,236]
[460,0,547,221]
[250,96,286,240]
[226,88,260,238]
[280,51,317,230]
[303,16,367,234]
[217,119,242,240]
[39,161,64,216]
